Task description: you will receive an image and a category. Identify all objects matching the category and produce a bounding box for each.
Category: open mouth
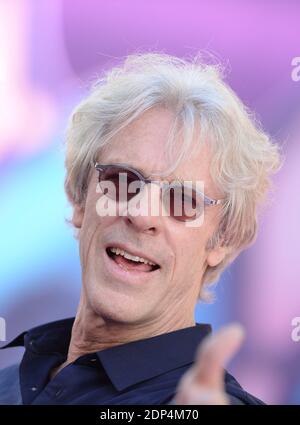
[106,247,160,273]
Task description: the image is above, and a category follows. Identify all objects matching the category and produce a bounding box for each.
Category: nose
[119,182,164,235]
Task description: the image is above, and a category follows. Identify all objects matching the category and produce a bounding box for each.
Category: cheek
[78,224,98,273]
[79,204,121,272]
[173,229,209,280]
[78,210,101,269]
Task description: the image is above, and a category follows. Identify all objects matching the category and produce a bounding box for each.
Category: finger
[193,323,245,389]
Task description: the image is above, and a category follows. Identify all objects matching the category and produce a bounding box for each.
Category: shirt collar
[97,323,212,390]
[2,317,212,391]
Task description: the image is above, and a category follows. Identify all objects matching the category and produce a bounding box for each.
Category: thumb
[194,323,245,389]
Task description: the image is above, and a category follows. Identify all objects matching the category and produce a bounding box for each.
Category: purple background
[0,0,300,404]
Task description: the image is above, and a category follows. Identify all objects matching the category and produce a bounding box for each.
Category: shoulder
[224,371,265,405]
[0,364,22,405]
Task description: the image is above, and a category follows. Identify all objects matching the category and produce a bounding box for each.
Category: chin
[87,286,153,325]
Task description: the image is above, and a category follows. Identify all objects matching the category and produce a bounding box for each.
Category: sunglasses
[94,163,224,222]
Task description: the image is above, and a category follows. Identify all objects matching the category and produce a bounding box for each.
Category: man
[0,52,280,405]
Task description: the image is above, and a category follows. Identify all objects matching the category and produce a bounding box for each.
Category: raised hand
[173,323,245,405]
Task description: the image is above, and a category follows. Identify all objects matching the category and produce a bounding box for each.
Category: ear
[72,203,85,229]
[207,245,227,268]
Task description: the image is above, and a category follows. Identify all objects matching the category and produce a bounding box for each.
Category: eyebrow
[104,160,185,184]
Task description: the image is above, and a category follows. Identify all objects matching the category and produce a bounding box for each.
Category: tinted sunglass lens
[164,184,200,221]
[100,167,143,202]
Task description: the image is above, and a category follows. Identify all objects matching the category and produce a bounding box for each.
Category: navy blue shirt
[1,318,264,405]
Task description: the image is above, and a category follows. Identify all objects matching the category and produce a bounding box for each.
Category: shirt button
[31,386,37,392]
[90,358,97,362]
[55,389,63,397]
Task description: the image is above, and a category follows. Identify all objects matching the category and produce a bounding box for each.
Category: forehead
[100,106,213,184]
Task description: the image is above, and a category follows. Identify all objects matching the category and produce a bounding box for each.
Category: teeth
[109,247,156,266]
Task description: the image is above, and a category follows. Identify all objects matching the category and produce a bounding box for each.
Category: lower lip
[103,249,160,285]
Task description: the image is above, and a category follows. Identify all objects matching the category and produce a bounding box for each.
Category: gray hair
[64,52,281,300]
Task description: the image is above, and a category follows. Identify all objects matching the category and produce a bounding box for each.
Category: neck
[50,292,195,381]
